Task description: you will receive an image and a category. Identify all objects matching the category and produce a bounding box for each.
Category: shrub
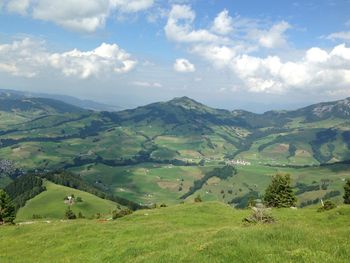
[160,203,167,208]
[194,195,202,203]
[76,197,83,202]
[264,173,297,208]
[32,214,43,219]
[243,203,275,224]
[344,179,350,204]
[318,200,336,212]
[112,208,133,220]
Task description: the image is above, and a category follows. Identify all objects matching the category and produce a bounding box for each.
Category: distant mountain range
[0,89,122,112]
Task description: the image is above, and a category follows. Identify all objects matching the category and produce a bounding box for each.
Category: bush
[76,196,83,202]
[78,212,85,218]
[243,203,275,224]
[32,214,43,219]
[112,208,133,220]
[160,203,167,208]
[194,195,202,203]
[318,200,336,212]
[344,179,350,204]
[264,173,297,208]
[65,207,76,220]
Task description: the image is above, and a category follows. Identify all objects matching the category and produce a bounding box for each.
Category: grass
[1,202,350,262]
[15,181,117,221]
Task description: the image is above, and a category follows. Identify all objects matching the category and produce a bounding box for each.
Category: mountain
[0,89,122,111]
[0,93,349,207]
[0,91,87,115]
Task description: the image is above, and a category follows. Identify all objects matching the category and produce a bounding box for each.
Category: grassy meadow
[1,202,350,262]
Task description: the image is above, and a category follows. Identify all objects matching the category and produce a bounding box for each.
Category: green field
[15,181,117,221]
[1,202,350,262]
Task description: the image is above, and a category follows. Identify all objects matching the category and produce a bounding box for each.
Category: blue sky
[1,0,350,112]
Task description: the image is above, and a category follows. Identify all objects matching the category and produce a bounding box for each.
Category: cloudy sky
[1,0,350,112]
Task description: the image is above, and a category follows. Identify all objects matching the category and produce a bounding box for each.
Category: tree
[64,207,76,220]
[0,189,15,224]
[344,179,350,204]
[263,173,297,208]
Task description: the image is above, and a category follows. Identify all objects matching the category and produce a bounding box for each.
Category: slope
[15,181,117,221]
[1,202,350,262]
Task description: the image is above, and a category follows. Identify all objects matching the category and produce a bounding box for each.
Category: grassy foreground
[1,202,350,262]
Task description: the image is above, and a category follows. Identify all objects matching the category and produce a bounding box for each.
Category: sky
[0,0,350,112]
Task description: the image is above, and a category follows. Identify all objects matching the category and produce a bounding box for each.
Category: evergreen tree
[263,174,297,208]
[64,207,76,220]
[0,189,15,224]
[344,179,350,204]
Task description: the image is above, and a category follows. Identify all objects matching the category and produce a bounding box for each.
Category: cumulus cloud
[3,0,154,32]
[164,5,350,95]
[228,44,350,93]
[211,9,233,35]
[0,38,137,78]
[165,5,223,43]
[173,58,195,72]
[49,43,137,78]
[0,38,47,77]
[257,21,291,49]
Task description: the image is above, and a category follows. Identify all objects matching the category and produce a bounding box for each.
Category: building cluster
[226,159,251,166]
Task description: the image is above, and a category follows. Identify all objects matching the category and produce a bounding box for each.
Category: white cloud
[6,0,30,15]
[165,5,222,43]
[229,44,350,93]
[0,38,137,79]
[191,45,235,68]
[164,5,350,95]
[257,21,291,48]
[49,43,137,78]
[132,81,162,88]
[0,38,47,77]
[327,31,350,42]
[211,9,233,35]
[173,58,195,72]
[112,0,154,13]
[3,0,154,32]
[306,47,329,63]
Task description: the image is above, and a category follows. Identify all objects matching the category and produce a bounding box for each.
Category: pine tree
[0,189,15,224]
[264,173,297,208]
[344,179,350,204]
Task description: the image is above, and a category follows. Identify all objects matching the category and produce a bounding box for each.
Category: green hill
[15,181,117,221]
[0,93,350,206]
[1,202,350,262]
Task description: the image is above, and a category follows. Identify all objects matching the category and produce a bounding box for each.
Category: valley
[0,91,349,208]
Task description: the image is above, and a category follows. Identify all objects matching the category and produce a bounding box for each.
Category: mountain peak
[166,96,215,113]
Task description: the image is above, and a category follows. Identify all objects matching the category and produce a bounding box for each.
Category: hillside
[16,181,117,221]
[1,202,350,262]
[0,93,350,206]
